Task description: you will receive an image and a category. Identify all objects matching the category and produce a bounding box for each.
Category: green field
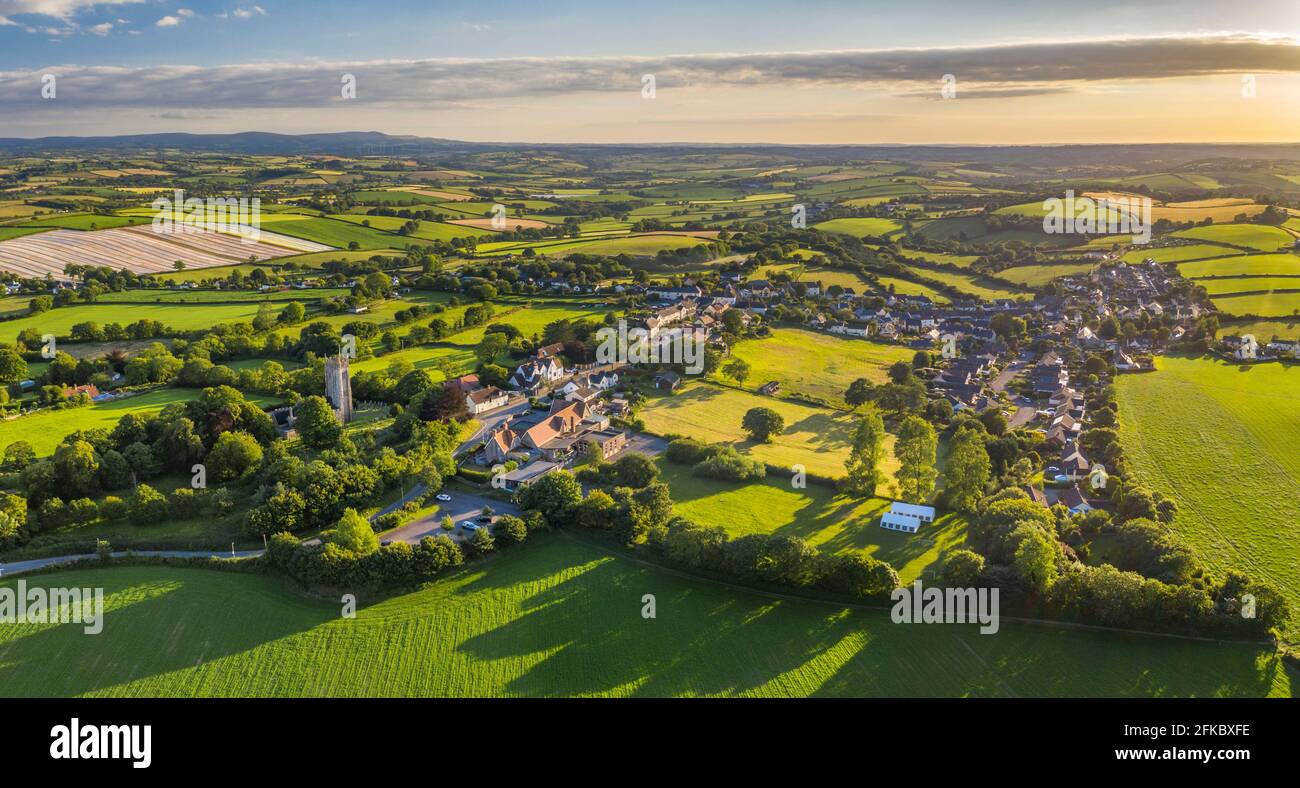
[478,234,710,258]
[1172,224,1296,252]
[1179,254,1300,279]
[1210,291,1300,317]
[0,302,267,342]
[0,536,1289,697]
[1121,244,1242,264]
[21,214,151,231]
[330,214,484,242]
[659,462,963,582]
[640,382,858,478]
[1116,357,1300,641]
[725,328,912,406]
[244,216,411,250]
[813,217,905,238]
[995,262,1096,286]
[0,388,272,457]
[1225,319,1300,342]
[1193,277,1300,296]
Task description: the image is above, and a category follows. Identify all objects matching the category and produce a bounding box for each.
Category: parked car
[462,522,482,533]
[380,540,392,547]
[475,515,493,524]
[435,493,452,502]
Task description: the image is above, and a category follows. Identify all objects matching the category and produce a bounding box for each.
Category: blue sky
[1,0,1298,141]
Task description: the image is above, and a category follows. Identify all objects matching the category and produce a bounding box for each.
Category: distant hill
[0,131,1298,167]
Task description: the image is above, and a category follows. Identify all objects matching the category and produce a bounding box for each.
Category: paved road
[0,549,263,577]
[989,359,1027,394]
[1007,405,1038,430]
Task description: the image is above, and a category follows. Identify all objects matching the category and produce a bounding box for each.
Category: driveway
[614,432,668,459]
[456,397,529,456]
[378,489,522,545]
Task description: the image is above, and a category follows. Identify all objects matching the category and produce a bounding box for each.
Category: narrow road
[0,549,263,577]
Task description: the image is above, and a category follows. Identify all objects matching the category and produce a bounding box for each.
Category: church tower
[323,353,353,424]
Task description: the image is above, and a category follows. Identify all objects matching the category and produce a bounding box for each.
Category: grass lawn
[1116,356,1300,642]
[0,388,280,457]
[724,328,912,406]
[444,302,614,346]
[640,382,861,478]
[1192,277,1300,296]
[1225,319,1300,342]
[658,461,965,583]
[0,536,1289,697]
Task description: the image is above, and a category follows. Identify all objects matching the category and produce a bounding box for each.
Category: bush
[694,446,766,482]
[495,515,527,546]
[665,437,715,465]
[129,484,169,525]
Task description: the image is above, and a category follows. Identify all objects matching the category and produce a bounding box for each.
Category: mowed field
[725,328,912,406]
[1116,357,1300,641]
[1171,223,1296,252]
[658,462,964,583]
[640,382,860,478]
[0,537,1289,697]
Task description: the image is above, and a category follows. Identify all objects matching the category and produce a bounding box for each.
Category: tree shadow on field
[0,568,334,698]
[456,555,865,697]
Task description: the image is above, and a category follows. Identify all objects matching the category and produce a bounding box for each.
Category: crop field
[0,538,1289,697]
[640,383,859,478]
[1178,254,1300,279]
[724,328,912,406]
[0,302,268,342]
[0,225,330,277]
[1171,224,1296,252]
[658,463,971,582]
[1116,357,1300,642]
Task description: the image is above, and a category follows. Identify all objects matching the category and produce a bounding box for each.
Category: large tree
[741,407,784,443]
[295,395,343,450]
[942,427,991,513]
[843,405,886,497]
[893,415,938,503]
[326,508,380,555]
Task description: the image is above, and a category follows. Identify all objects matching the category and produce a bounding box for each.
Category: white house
[466,386,509,415]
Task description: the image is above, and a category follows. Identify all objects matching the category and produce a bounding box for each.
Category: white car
[435,494,452,502]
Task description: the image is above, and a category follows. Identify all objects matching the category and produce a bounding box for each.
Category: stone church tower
[324,353,353,424]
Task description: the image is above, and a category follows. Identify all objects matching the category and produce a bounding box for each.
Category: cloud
[86,20,109,34]
[0,0,141,23]
[1,34,1296,110]
[155,14,178,27]
[232,5,265,18]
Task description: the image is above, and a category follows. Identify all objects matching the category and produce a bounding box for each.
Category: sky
[1,0,1298,143]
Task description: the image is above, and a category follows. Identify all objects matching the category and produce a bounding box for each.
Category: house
[508,356,565,394]
[535,342,565,359]
[1059,484,1094,515]
[347,306,368,314]
[499,460,561,493]
[466,386,509,415]
[586,429,628,460]
[443,373,481,394]
[758,381,781,396]
[566,385,601,404]
[61,384,100,399]
[655,371,682,391]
